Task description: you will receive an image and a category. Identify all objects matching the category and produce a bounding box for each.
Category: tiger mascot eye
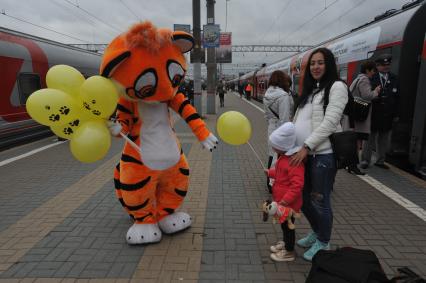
[100,22,218,245]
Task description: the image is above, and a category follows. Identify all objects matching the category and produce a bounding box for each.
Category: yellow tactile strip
[387,163,426,189]
[131,116,214,283]
[0,153,120,276]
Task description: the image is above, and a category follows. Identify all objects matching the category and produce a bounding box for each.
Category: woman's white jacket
[294,81,348,153]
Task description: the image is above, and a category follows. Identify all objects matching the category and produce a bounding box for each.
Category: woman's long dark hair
[298,47,339,108]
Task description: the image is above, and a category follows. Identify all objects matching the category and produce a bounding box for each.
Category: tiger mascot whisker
[101,22,218,245]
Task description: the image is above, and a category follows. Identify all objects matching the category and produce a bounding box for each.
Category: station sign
[203,24,220,48]
[216,32,232,63]
[173,24,191,33]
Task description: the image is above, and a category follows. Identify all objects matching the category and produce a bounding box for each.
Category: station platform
[0,92,425,283]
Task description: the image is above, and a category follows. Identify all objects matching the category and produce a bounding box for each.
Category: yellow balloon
[216,111,252,145]
[26,88,79,126]
[46,65,85,96]
[80,76,118,119]
[70,120,111,163]
[50,112,90,139]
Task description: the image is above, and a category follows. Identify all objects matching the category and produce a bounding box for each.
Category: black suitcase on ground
[306,247,389,283]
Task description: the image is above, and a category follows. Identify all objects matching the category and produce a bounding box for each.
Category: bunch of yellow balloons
[26,65,118,163]
[216,111,252,145]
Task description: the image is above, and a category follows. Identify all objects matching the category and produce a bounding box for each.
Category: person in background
[245,83,252,100]
[216,80,226,107]
[186,80,194,106]
[361,54,399,170]
[238,83,243,98]
[265,122,304,262]
[290,47,348,261]
[263,70,294,192]
[343,61,381,175]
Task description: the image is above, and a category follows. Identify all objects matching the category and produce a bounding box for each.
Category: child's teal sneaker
[303,239,330,261]
[296,231,317,248]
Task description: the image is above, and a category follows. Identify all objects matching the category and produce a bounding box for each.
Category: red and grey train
[0,27,101,149]
[235,0,426,175]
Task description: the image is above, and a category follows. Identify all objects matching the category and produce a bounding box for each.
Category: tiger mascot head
[100,21,193,102]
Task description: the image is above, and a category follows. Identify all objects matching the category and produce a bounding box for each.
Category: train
[233,0,426,176]
[0,27,101,150]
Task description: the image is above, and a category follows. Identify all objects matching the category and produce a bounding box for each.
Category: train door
[401,3,426,174]
[292,75,300,96]
[253,74,258,100]
[17,72,41,105]
[409,33,426,176]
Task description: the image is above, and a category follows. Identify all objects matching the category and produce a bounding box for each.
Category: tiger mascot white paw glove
[201,133,219,152]
[106,120,122,137]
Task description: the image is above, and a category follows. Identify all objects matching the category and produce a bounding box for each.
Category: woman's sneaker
[270,250,295,262]
[270,241,285,253]
[303,239,330,261]
[296,231,317,248]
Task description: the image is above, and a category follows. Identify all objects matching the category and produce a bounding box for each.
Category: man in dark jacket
[361,54,399,169]
[187,80,194,106]
[216,80,225,107]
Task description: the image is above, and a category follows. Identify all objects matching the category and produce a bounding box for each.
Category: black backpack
[307,248,426,283]
[323,80,355,127]
[306,248,389,283]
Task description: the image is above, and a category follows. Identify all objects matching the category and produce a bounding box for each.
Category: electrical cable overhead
[120,0,142,22]
[301,0,368,44]
[0,11,92,43]
[50,0,118,41]
[52,0,96,26]
[62,0,122,34]
[259,0,294,44]
[277,0,340,44]
[258,0,295,64]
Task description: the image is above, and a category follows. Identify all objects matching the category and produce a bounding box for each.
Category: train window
[17,73,41,105]
[293,75,300,95]
[339,66,348,82]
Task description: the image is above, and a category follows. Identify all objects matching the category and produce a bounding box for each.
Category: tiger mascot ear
[172,31,194,53]
[100,37,131,78]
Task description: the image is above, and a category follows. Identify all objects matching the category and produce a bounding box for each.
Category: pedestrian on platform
[216,80,226,107]
[290,47,348,261]
[263,70,294,192]
[238,83,243,98]
[245,83,252,100]
[265,122,304,262]
[343,60,381,175]
[360,54,399,170]
[187,80,194,106]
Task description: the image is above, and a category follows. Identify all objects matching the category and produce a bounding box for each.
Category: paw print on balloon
[63,127,74,136]
[26,65,119,163]
[59,106,71,115]
[48,114,61,122]
[51,118,82,139]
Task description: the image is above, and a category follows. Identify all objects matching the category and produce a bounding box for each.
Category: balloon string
[120,132,265,170]
[247,141,266,170]
[119,132,142,153]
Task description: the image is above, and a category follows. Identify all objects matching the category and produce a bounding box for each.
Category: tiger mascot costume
[101,22,218,245]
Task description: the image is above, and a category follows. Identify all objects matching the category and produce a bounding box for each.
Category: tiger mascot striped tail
[100,22,218,245]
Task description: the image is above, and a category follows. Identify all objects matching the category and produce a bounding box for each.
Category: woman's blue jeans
[302,153,337,243]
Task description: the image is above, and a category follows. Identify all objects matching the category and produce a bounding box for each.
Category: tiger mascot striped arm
[101,21,218,245]
[168,91,217,150]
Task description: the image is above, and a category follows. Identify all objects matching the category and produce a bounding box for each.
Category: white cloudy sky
[0,0,414,75]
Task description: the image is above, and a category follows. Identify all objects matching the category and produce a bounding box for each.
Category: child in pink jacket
[265,122,305,262]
